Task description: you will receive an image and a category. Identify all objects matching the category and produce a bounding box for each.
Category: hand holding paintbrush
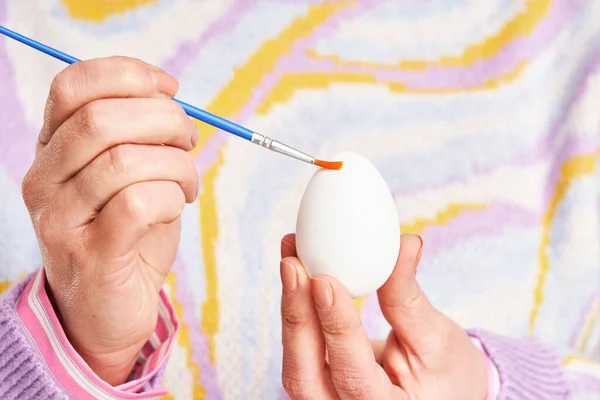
[16,55,204,385]
[0,25,342,170]
[0,24,343,388]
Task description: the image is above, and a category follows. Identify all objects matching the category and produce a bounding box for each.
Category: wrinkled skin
[22,56,199,385]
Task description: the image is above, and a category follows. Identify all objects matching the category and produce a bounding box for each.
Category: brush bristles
[314,159,344,170]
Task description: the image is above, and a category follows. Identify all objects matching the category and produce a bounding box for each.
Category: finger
[380,332,411,388]
[377,234,442,343]
[63,144,197,221]
[41,56,178,145]
[370,340,386,365]
[280,257,337,399]
[86,180,185,261]
[35,98,197,184]
[281,233,296,259]
[311,275,390,399]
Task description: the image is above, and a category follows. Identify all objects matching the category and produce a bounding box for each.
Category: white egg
[296,152,400,298]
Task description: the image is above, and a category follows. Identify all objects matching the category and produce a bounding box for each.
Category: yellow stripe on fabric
[257,72,379,115]
[577,299,600,353]
[195,1,356,366]
[529,152,598,335]
[401,203,489,234]
[0,273,28,295]
[562,355,600,377]
[61,0,158,22]
[256,62,526,115]
[308,0,551,70]
[164,273,205,400]
[353,297,367,310]
[400,0,551,69]
[198,158,221,365]
[190,1,355,156]
[354,203,488,313]
[0,280,13,295]
[562,355,600,367]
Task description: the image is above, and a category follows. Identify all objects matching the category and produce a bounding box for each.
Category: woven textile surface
[1,1,599,399]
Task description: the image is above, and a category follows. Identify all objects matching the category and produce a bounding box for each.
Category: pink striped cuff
[471,336,500,399]
[15,268,178,399]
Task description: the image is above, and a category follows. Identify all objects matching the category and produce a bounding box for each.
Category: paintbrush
[0,25,342,170]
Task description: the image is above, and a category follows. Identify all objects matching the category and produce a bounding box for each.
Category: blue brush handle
[0,25,254,141]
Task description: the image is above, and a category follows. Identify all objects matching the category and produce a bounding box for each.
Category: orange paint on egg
[314,159,343,170]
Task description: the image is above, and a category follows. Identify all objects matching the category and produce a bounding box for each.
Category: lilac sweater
[0,271,584,399]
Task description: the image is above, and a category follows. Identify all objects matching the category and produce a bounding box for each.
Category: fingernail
[189,118,198,147]
[281,239,294,257]
[280,262,297,294]
[416,235,424,267]
[151,70,178,97]
[311,279,333,310]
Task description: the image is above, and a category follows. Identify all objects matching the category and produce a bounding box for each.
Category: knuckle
[281,372,311,400]
[331,370,371,399]
[112,57,153,93]
[320,313,362,337]
[382,287,427,315]
[402,287,425,311]
[282,306,309,332]
[21,167,49,214]
[48,69,74,108]
[36,208,58,245]
[21,169,37,208]
[121,187,147,222]
[104,144,134,175]
[76,101,106,138]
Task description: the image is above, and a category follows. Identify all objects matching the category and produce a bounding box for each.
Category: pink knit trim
[471,336,499,399]
[15,268,178,399]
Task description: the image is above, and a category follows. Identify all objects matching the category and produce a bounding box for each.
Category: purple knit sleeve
[1,271,174,399]
[468,329,571,400]
[0,273,69,399]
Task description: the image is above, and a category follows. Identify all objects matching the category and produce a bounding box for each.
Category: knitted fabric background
[1,1,599,399]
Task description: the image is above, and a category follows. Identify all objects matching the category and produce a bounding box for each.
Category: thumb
[377,234,442,342]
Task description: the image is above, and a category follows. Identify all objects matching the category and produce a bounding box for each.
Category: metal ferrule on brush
[251,132,316,165]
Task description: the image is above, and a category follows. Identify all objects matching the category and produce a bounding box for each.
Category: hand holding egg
[279,153,488,400]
